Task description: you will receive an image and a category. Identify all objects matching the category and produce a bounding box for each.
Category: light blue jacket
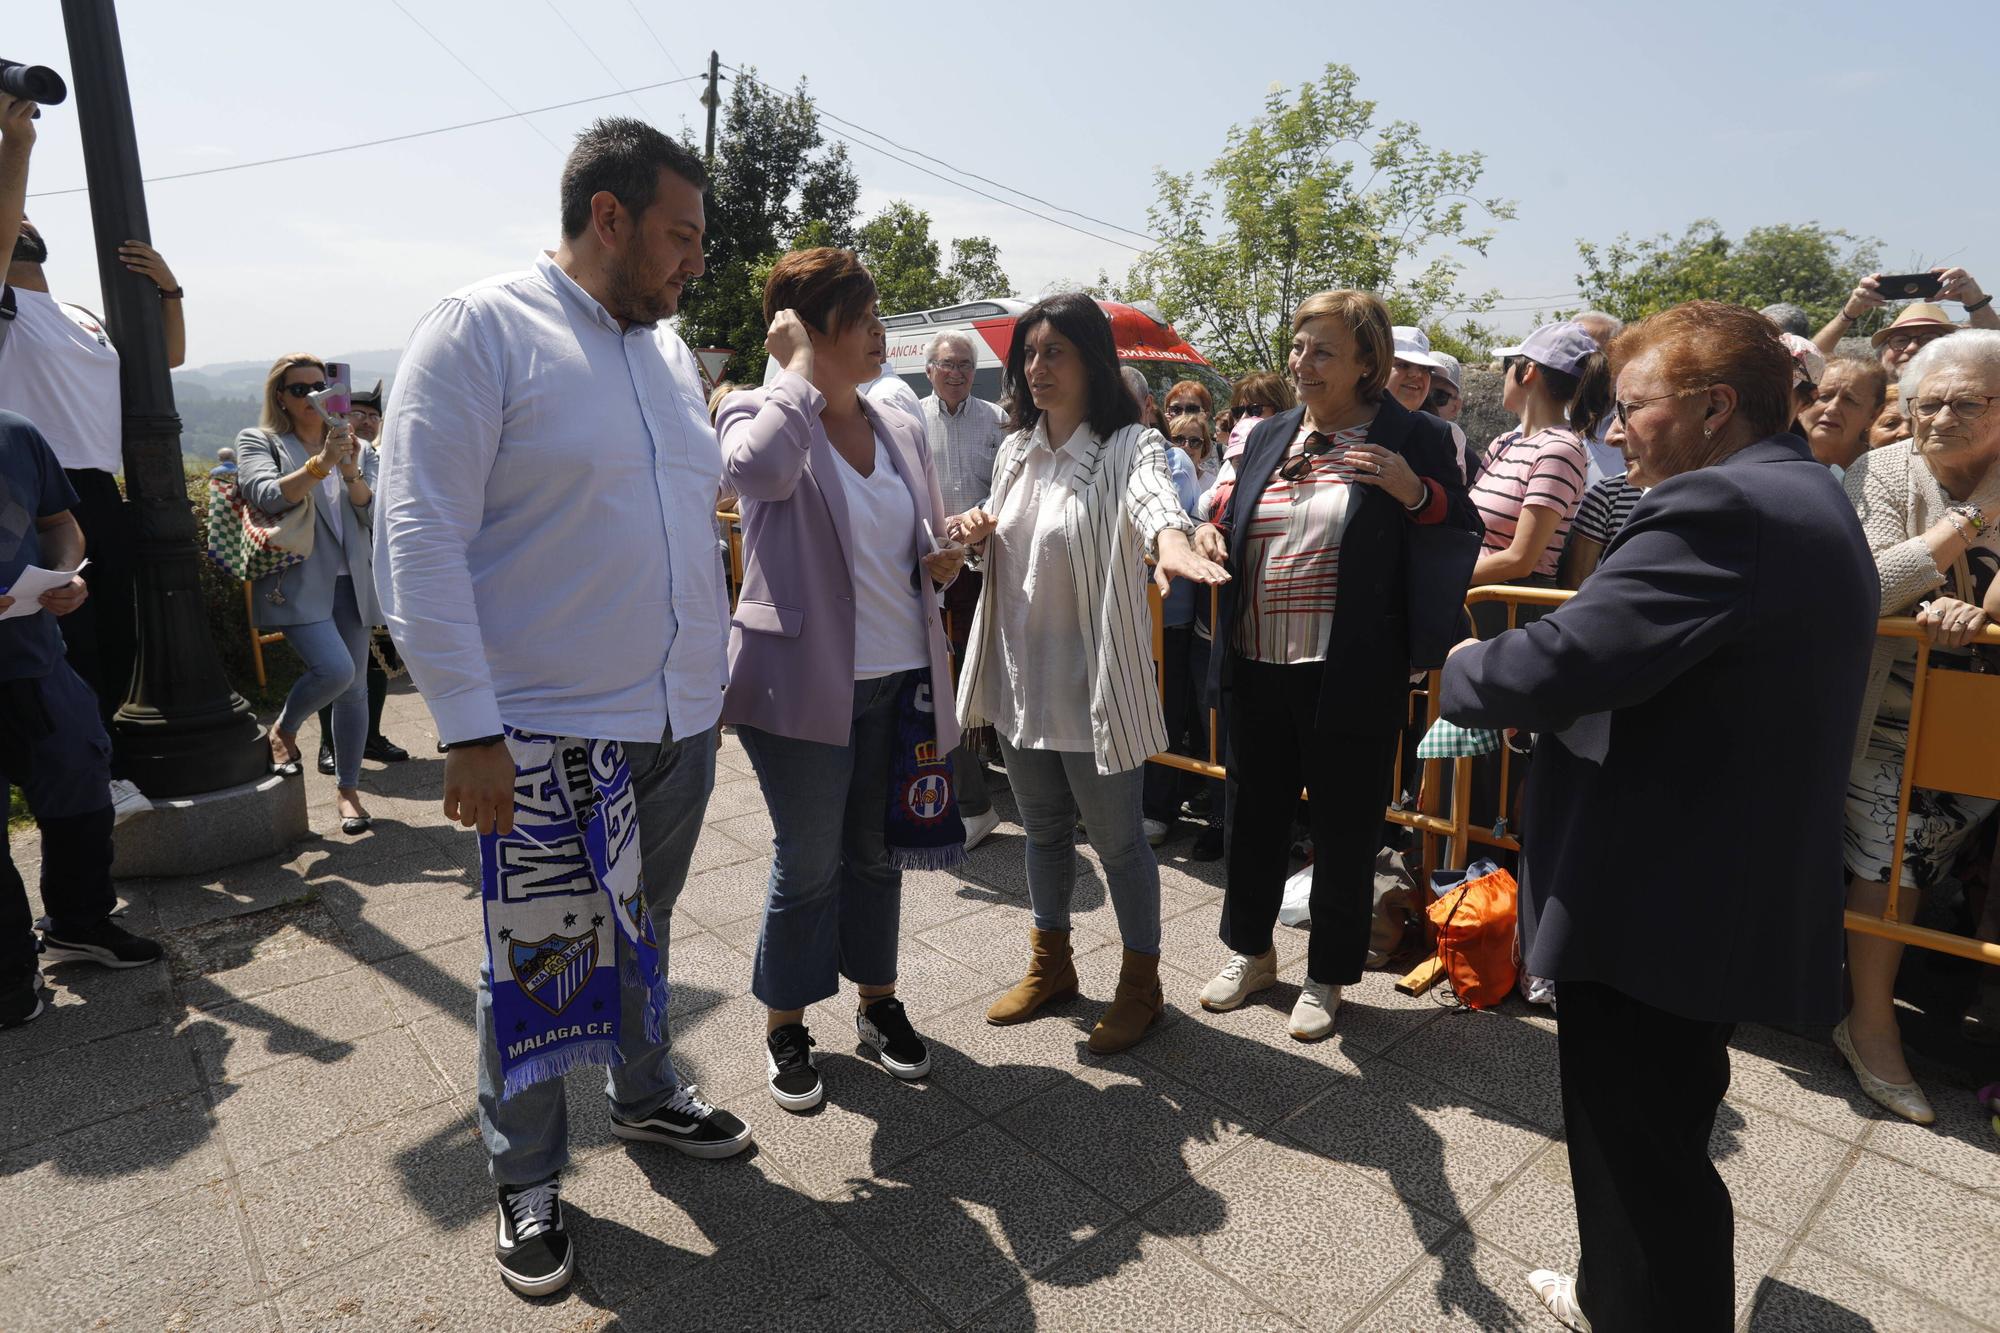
[235,427,379,629]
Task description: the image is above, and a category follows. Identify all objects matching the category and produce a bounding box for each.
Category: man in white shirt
[0,95,189,722]
[374,117,748,1300]
[920,331,1006,847]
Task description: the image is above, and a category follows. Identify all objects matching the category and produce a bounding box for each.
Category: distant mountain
[172,349,402,400]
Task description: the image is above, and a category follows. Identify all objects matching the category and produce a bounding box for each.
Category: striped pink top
[1232,425,1369,664]
[1470,426,1590,578]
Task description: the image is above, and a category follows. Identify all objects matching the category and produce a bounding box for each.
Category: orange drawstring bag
[1426,861,1520,1009]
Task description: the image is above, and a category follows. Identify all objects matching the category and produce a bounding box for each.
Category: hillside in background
[172,350,400,460]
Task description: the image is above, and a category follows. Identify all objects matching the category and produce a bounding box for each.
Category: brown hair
[1290,290,1393,400]
[762,247,877,338]
[1822,355,1889,417]
[1163,379,1214,416]
[259,353,327,434]
[705,380,737,424]
[1608,301,1794,440]
[1230,370,1295,414]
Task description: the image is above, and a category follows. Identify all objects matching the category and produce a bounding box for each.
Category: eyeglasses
[1883,331,1948,353]
[1612,385,1707,429]
[281,382,328,399]
[928,359,973,375]
[1164,401,1206,416]
[1910,395,1997,421]
[1277,430,1348,482]
[1234,402,1273,419]
[1169,433,1208,449]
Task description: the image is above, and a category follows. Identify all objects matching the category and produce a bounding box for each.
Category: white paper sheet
[0,560,89,619]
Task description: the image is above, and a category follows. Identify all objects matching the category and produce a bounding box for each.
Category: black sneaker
[609,1083,753,1159]
[494,1179,572,1297]
[1190,827,1224,862]
[39,919,164,970]
[765,1022,822,1112]
[857,995,930,1079]
[0,976,43,1029]
[316,746,336,776]
[365,736,410,763]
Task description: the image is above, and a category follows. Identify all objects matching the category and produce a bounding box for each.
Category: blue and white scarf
[481,729,665,1101]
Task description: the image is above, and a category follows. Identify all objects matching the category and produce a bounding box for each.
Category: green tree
[1572,219,1881,332]
[676,70,859,381]
[856,201,958,314]
[1125,63,1514,377]
[945,235,1011,301]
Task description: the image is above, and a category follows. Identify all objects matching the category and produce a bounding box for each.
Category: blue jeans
[275,576,368,788]
[475,726,717,1187]
[738,673,907,1012]
[997,738,1161,954]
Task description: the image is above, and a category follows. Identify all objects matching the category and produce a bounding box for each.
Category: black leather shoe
[365,737,410,763]
[316,747,336,776]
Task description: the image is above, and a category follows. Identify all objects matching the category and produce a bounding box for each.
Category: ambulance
[882,296,1232,409]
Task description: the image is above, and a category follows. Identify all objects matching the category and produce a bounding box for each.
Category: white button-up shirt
[374,252,728,745]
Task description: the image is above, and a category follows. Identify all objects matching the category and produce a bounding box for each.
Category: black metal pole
[61,0,265,798]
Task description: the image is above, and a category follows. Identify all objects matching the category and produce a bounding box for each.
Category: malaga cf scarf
[480,729,666,1101]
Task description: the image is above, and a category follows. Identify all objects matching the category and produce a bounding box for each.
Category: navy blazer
[1440,434,1876,1026]
[1207,394,1481,734]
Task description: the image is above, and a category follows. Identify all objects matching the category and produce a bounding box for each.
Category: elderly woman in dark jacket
[1192,290,1481,1041]
[1442,301,1876,1333]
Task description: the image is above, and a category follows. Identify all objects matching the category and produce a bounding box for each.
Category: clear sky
[12,0,1999,370]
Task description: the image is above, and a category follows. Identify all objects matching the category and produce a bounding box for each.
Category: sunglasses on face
[1234,402,1273,418]
[1164,401,1206,416]
[1277,430,1346,482]
[281,382,328,399]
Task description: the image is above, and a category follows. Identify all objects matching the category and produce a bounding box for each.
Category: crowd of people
[1,93,1996,1329]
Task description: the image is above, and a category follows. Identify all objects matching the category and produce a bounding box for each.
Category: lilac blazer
[716,368,961,752]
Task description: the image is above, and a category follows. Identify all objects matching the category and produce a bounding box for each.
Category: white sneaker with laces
[963,806,1001,851]
[109,779,152,826]
[1199,950,1278,1012]
[1142,818,1170,846]
[1288,979,1340,1041]
[1526,1269,1592,1332]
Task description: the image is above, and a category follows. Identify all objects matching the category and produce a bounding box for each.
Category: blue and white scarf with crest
[480,728,666,1100]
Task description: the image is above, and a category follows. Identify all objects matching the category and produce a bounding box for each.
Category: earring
[1702,427,1713,439]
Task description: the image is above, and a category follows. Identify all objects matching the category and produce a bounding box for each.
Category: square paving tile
[673,857,774,931]
[0,955,176,1066]
[373,932,483,1025]
[322,868,483,964]
[211,1027,449,1171]
[1351,1228,1571,1333]
[1750,1245,1990,1332]
[1802,1148,2000,1324]
[917,902,1111,988]
[1382,1002,1563,1131]
[0,1180,267,1333]
[1726,1023,1884,1143]
[170,904,355,1011]
[897,867,1004,936]
[662,991,775,1102]
[1148,1135,1449,1329]
[1706,1099,1855,1235]
[409,1010,479,1095]
[1279,1051,1551,1226]
[1129,998,1349,1125]
[966,1220,1296,1332]
[236,1098,487,1288]
[1861,1086,2000,1192]
[829,1121,1121,1321]
[0,1094,226,1262]
[0,1026,200,1149]
[995,1053,1251,1213]
[664,928,750,1020]
[918,985,1106,1117]
[179,965,400,1085]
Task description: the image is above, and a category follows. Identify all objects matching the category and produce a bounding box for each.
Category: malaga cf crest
[509,930,600,1016]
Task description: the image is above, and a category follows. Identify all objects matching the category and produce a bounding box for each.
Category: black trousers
[1222,656,1400,984]
[58,469,138,723]
[1559,980,1737,1333]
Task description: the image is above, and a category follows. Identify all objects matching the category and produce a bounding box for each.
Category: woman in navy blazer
[1193,290,1480,1040]
[1442,302,1877,1333]
[715,250,963,1116]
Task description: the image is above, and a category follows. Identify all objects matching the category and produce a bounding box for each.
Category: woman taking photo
[1836,330,2000,1126]
[716,248,966,1114]
[1193,290,1479,1040]
[950,292,1227,1055]
[235,353,378,835]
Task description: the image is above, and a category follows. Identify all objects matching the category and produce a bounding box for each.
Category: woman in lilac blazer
[715,249,965,1116]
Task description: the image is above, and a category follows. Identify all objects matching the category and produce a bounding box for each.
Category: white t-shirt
[316,466,350,574]
[0,288,123,473]
[985,427,1093,752]
[836,436,930,678]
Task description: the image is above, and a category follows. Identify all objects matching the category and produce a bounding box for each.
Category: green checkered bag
[204,467,313,583]
[1416,718,1503,760]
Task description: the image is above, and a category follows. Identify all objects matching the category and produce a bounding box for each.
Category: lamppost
[61,0,266,798]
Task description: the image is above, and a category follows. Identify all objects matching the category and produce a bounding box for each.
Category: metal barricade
[1141,581,2000,972]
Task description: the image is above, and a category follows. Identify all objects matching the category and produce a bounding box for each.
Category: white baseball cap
[1391,326,1444,370]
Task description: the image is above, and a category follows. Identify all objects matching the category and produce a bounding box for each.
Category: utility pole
[60,0,266,798]
[701,50,720,166]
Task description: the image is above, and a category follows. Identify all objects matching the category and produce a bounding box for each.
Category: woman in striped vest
[948,293,1228,1053]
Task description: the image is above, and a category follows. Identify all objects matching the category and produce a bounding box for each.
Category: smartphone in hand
[1875,273,1944,301]
[311,361,354,421]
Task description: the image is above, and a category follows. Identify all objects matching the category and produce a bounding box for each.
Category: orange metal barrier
[1142,581,2000,969]
[242,581,286,690]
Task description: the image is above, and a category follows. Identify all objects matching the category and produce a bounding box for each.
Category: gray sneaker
[1199,950,1278,1012]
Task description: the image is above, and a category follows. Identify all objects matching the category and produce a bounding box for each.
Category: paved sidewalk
[0,682,1994,1332]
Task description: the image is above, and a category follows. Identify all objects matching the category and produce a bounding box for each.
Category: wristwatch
[442,734,506,751]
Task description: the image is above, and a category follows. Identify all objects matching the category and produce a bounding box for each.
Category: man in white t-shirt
[0,94,190,720]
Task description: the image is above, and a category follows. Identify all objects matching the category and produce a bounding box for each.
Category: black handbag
[1405,521,1481,669]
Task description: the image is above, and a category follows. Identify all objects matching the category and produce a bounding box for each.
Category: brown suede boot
[986,927,1079,1025]
[1087,948,1163,1054]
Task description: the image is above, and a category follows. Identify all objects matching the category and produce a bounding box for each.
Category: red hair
[1609,301,1794,439]
[762,248,877,337]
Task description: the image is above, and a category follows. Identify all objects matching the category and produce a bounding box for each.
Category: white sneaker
[109,779,152,826]
[963,806,1001,851]
[1142,818,1170,846]
[1288,979,1341,1041]
[1199,950,1278,1012]
[1525,1269,1592,1332]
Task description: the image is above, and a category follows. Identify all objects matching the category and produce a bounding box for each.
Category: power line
[720,64,1154,256]
[24,78,706,198]
[542,0,648,119]
[624,0,692,84]
[388,0,562,152]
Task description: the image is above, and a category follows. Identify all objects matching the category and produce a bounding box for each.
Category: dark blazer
[1207,394,1481,734]
[1440,434,1876,1026]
